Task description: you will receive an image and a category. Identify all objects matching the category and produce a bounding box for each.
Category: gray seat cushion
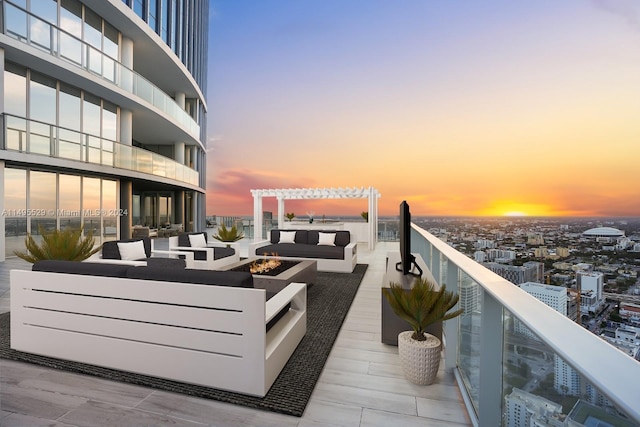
[126,267,254,288]
[32,260,131,278]
[102,237,152,260]
[270,230,309,244]
[178,232,207,247]
[256,243,345,260]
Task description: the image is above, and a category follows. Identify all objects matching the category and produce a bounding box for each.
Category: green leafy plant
[361,211,369,222]
[14,226,100,263]
[286,212,296,222]
[382,277,463,341]
[212,223,245,242]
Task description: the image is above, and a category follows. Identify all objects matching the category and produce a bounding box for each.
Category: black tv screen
[396,201,422,277]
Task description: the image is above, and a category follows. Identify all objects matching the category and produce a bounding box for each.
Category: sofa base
[10,270,306,397]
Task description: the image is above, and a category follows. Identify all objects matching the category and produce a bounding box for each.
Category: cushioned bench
[249,229,357,273]
[169,232,240,269]
[11,260,306,397]
[85,237,195,268]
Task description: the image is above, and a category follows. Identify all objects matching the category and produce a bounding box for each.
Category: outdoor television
[396,201,423,277]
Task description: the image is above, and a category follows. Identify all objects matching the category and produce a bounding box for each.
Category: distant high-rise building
[504,388,563,427]
[527,233,544,245]
[473,251,486,263]
[484,262,544,285]
[576,271,604,314]
[518,282,567,339]
[519,282,567,314]
[486,249,516,262]
[475,239,495,249]
[459,280,479,314]
[556,247,570,257]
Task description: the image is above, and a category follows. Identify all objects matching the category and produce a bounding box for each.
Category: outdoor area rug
[0,263,368,417]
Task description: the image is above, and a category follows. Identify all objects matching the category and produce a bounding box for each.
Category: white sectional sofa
[250,229,357,273]
[10,261,306,397]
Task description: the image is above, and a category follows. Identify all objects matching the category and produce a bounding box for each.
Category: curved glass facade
[121,0,209,91]
[1,0,209,259]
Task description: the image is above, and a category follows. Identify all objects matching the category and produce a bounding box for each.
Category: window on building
[149,0,158,32]
[134,0,145,19]
[3,168,27,258]
[161,0,169,43]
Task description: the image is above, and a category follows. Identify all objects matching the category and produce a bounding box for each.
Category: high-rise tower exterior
[0,0,209,260]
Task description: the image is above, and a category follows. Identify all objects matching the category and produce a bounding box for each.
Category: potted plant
[361,211,368,222]
[14,226,100,262]
[212,223,245,246]
[382,277,463,385]
[286,212,296,222]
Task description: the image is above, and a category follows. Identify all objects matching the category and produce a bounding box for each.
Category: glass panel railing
[2,1,200,139]
[458,271,482,415]
[3,115,199,186]
[503,309,638,427]
[411,225,640,426]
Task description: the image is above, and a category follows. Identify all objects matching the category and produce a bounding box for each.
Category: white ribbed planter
[397,331,441,385]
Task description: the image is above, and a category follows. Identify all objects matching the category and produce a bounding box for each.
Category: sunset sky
[206,0,640,217]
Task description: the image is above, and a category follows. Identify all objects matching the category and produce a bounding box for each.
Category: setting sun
[504,211,528,217]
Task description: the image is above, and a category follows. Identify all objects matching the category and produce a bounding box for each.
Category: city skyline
[206,1,640,217]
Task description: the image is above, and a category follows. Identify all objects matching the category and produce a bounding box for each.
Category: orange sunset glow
[206,2,640,217]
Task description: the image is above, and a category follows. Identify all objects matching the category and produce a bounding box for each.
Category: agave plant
[382,277,463,341]
[285,212,296,222]
[212,223,245,242]
[14,226,100,263]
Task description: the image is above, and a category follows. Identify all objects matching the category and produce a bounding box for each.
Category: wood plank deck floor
[0,241,472,426]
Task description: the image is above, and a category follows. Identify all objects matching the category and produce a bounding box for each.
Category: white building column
[120,109,133,145]
[120,37,134,92]
[0,160,5,262]
[191,146,198,171]
[0,49,5,260]
[0,47,5,114]
[175,142,185,164]
[175,92,186,109]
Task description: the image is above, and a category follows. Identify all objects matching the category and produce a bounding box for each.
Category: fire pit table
[220,258,317,293]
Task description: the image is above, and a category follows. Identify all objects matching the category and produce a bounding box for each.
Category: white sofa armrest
[249,239,271,256]
[150,250,195,269]
[266,282,306,323]
[344,241,357,258]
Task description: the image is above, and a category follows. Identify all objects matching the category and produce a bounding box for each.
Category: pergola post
[368,186,377,250]
[277,196,285,229]
[252,192,263,240]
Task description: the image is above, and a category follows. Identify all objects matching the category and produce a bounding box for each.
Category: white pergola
[250,187,381,250]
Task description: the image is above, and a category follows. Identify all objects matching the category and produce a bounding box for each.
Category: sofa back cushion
[270,229,308,244]
[126,267,254,288]
[102,237,151,260]
[33,260,131,277]
[178,232,208,247]
[308,230,351,247]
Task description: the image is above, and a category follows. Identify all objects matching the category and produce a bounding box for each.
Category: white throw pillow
[188,233,207,248]
[117,240,147,260]
[318,232,336,246]
[278,231,297,244]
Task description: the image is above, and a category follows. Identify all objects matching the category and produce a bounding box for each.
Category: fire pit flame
[250,253,282,274]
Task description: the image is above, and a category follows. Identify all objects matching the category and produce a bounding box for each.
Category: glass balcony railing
[3,114,199,187]
[409,223,640,426]
[1,1,200,139]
